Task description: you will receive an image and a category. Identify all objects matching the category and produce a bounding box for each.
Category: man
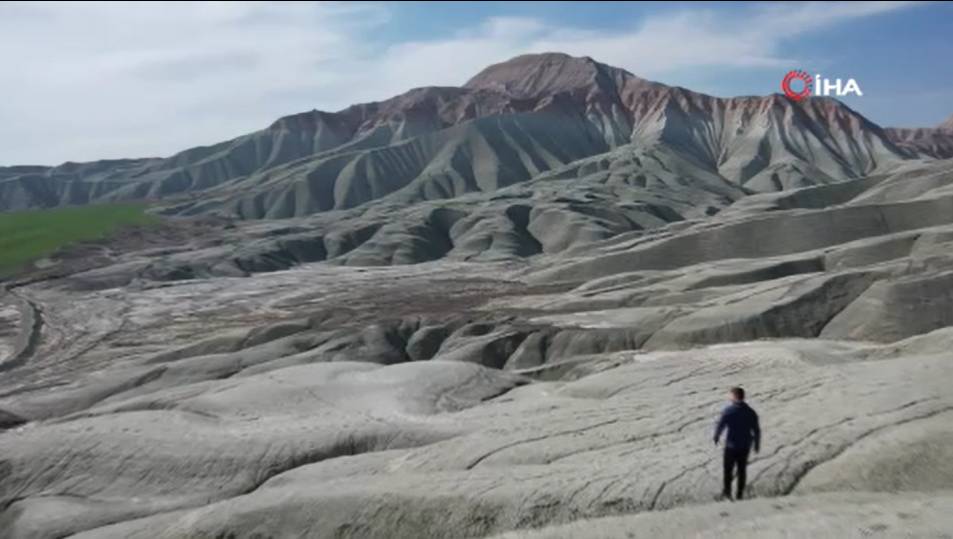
[713,386,760,501]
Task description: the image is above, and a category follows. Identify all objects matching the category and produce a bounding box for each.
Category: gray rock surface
[4,336,951,538]
[3,254,953,538]
[492,491,953,538]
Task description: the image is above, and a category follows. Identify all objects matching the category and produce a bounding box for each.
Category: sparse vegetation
[0,203,157,276]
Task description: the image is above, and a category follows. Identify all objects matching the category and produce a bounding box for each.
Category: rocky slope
[883,113,953,159]
[3,258,953,538]
[885,125,953,159]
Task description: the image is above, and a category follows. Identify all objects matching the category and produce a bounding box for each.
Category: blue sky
[1,1,951,165]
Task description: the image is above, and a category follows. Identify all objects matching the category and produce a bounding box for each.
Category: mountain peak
[463,52,640,98]
[940,114,953,130]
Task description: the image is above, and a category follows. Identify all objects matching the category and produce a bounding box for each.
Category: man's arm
[714,409,727,445]
[751,409,761,453]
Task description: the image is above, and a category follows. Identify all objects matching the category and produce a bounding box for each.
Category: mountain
[467,54,909,190]
[5,53,953,539]
[0,53,915,218]
[885,113,953,159]
[4,53,951,272]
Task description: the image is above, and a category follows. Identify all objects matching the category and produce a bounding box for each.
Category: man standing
[714,386,760,501]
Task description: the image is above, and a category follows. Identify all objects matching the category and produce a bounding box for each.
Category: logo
[781,70,813,101]
[781,70,863,102]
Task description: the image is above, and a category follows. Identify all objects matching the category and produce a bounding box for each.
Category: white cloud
[0,1,919,165]
[0,2,385,164]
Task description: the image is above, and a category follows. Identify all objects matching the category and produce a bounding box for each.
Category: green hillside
[0,204,156,276]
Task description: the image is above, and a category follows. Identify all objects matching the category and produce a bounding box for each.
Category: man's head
[729,386,745,402]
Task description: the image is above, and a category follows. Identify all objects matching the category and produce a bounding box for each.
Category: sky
[1,1,951,165]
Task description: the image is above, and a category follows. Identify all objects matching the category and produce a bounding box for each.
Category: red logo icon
[781,70,813,102]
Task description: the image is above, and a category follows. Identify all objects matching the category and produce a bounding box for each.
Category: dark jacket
[714,401,760,452]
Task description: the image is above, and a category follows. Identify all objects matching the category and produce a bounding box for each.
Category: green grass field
[0,204,157,276]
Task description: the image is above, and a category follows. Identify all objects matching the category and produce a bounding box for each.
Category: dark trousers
[722,447,749,499]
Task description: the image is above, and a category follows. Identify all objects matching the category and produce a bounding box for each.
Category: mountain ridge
[0,52,946,217]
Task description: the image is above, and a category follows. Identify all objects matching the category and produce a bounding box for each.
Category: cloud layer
[0,1,920,165]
